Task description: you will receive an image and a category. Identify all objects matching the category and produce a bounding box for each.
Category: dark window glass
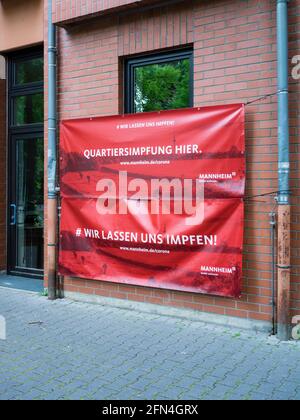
[16,137,44,269]
[14,93,44,125]
[15,58,43,85]
[126,50,193,114]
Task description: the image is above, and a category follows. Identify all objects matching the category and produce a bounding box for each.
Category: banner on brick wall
[59,105,245,298]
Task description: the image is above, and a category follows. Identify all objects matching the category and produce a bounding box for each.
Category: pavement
[0,286,300,401]
[0,274,43,293]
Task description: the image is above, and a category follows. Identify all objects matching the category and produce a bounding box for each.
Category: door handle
[10,204,16,226]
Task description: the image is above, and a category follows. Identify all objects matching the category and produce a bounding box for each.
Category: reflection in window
[134,58,191,113]
[14,93,44,125]
[15,58,44,85]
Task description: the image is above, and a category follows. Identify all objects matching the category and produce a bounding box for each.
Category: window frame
[7,47,45,278]
[8,48,44,131]
[124,48,194,114]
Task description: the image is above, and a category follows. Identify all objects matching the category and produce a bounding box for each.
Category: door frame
[8,131,44,278]
[6,47,44,279]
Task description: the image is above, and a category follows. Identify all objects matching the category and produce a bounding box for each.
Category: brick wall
[46,0,300,324]
[52,0,170,25]
[0,79,6,270]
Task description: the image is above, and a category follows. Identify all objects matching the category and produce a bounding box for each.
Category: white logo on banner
[0,315,6,340]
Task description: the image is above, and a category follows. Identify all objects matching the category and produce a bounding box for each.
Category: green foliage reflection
[134,59,191,113]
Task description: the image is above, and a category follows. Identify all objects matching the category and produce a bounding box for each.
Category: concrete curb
[64,290,273,334]
[0,285,41,295]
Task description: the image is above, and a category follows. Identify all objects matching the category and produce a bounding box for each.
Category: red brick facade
[0,79,6,271]
[53,0,168,25]
[44,0,300,324]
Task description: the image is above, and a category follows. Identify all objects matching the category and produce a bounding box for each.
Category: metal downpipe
[47,0,57,300]
[276,0,291,341]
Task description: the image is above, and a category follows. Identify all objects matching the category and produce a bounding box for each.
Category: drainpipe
[276,0,291,341]
[47,0,57,300]
[270,212,277,336]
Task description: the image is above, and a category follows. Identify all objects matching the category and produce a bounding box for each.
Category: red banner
[59,105,245,298]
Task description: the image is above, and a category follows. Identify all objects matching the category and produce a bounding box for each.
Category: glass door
[7,48,44,278]
[9,134,44,274]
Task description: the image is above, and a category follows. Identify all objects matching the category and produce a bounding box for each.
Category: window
[125,49,193,114]
[15,57,43,85]
[14,93,44,125]
[9,51,44,128]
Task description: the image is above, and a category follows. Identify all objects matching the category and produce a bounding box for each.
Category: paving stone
[0,287,300,400]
